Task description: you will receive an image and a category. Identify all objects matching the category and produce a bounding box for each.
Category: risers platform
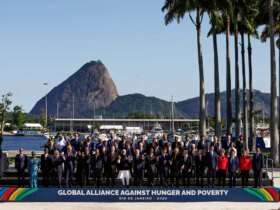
[0,187,279,202]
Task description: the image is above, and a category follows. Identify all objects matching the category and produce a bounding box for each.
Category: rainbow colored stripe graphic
[0,187,38,201]
[244,188,280,202]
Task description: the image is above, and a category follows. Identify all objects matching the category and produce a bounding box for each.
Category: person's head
[162,147,168,155]
[174,147,179,155]
[54,150,59,158]
[101,146,106,154]
[84,147,90,155]
[44,147,49,155]
[111,145,116,153]
[96,149,100,156]
[60,151,64,157]
[139,142,144,150]
[243,149,249,156]
[220,149,225,156]
[19,148,23,155]
[230,149,236,157]
[214,136,218,143]
[121,149,127,156]
[256,147,261,154]
[66,145,72,154]
[210,146,215,153]
[31,151,36,158]
[149,148,154,155]
[135,149,140,156]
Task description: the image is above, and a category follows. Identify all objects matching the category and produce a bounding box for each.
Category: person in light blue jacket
[28,151,40,188]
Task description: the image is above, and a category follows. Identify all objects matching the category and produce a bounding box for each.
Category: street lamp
[43,83,48,128]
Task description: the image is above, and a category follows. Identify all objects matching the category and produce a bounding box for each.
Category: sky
[0,0,277,112]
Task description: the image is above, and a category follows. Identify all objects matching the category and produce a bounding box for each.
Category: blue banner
[0,187,279,202]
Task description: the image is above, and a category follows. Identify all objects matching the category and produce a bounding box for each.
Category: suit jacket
[205,152,218,170]
[253,153,263,171]
[15,154,28,171]
[40,154,52,173]
[229,156,239,172]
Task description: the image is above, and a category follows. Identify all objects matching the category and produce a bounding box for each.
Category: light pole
[56,102,59,119]
[43,83,48,128]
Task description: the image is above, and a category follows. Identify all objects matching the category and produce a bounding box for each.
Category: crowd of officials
[14,132,265,188]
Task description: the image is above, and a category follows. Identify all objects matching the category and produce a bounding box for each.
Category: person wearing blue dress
[28,151,40,188]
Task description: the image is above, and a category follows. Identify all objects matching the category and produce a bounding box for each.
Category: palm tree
[260,0,280,163]
[207,0,233,139]
[268,0,279,165]
[207,4,223,139]
[225,13,233,136]
[238,0,259,150]
[232,0,242,139]
[162,0,207,138]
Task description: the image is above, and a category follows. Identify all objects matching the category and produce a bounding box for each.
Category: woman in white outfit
[117,149,132,186]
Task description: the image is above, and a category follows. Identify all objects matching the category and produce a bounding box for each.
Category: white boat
[151,122,163,138]
[15,123,49,138]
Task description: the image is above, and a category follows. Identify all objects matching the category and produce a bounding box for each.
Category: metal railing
[263,156,279,185]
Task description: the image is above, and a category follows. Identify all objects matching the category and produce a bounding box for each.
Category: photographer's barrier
[0,187,279,202]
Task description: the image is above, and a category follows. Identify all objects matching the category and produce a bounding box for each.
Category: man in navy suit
[253,147,264,188]
[206,146,218,187]
[15,148,28,186]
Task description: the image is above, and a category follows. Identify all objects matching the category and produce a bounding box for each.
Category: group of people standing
[14,133,265,188]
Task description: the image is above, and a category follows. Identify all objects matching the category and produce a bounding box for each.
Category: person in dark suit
[15,148,28,186]
[170,147,182,186]
[157,147,170,186]
[206,146,218,187]
[91,149,104,187]
[64,146,76,187]
[133,149,145,186]
[76,149,91,187]
[105,145,118,186]
[235,136,244,158]
[253,147,264,188]
[40,147,52,187]
[194,150,205,187]
[51,150,64,187]
[181,150,193,186]
[81,147,91,186]
[145,148,157,186]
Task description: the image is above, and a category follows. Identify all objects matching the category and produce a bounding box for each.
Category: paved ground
[0,202,279,210]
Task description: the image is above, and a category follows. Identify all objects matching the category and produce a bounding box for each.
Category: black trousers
[254,169,262,188]
[218,169,226,187]
[42,169,51,187]
[241,170,249,187]
[229,171,237,187]
[17,169,25,186]
[134,170,144,186]
[182,170,192,186]
[65,169,74,187]
[147,170,156,186]
[81,169,90,187]
[195,169,204,187]
[207,168,216,187]
[105,167,117,186]
[94,169,103,186]
[170,170,180,186]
